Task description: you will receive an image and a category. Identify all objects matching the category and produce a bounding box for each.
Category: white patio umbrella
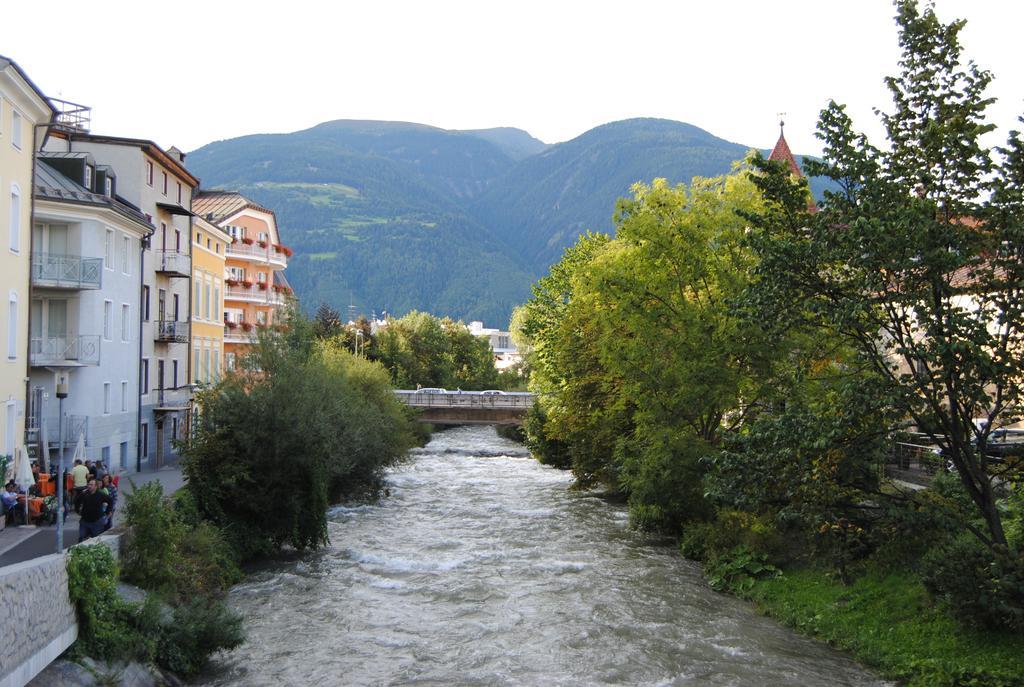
[14,445,34,525]
[71,432,86,465]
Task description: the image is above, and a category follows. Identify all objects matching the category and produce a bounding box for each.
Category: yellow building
[191,191,291,369]
[190,216,229,385]
[0,56,54,459]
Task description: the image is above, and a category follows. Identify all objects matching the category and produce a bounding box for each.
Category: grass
[738,568,1024,686]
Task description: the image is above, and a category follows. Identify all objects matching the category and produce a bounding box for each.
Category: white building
[468,320,521,370]
[44,132,198,469]
[29,154,152,472]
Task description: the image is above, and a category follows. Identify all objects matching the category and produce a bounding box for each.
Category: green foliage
[66,545,152,663]
[679,510,792,566]
[743,568,1024,687]
[744,0,1024,552]
[156,599,245,677]
[184,308,417,561]
[371,310,501,390]
[922,536,1024,632]
[706,546,781,593]
[522,403,571,470]
[121,481,180,594]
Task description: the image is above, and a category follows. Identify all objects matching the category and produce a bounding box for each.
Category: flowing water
[201,426,888,686]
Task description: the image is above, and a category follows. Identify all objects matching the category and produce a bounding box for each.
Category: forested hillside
[187,118,824,325]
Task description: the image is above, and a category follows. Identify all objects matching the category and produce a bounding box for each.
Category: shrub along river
[200,425,888,686]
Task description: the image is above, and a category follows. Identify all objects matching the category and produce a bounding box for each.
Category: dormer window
[84,165,94,190]
[104,177,113,196]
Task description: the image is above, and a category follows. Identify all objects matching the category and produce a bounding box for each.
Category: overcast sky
[4,0,1021,157]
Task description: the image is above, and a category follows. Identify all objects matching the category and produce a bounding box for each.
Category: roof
[35,160,152,231]
[192,190,277,224]
[767,122,803,177]
[56,132,200,187]
[0,54,57,117]
[768,120,818,213]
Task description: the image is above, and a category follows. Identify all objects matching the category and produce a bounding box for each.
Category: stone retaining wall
[0,535,121,687]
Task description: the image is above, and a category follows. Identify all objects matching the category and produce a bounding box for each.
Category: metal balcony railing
[156,386,192,411]
[31,252,103,289]
[154,249,191,277]
[155,320,190,343]
[30,335,101,366]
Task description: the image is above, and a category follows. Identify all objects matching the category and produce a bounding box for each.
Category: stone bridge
[393,390,534,426]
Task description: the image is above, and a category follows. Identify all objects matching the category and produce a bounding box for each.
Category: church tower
[768,119,818,213]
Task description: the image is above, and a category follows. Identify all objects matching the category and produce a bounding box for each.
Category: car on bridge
[480,390,506,396]
[416,387,447,394]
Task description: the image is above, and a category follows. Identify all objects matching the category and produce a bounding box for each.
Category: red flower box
[241,322,253,332]
[241,237,254,245]
[257,282,268,291]
[241,280,253,289]
[226,278,239,287]
[225,321,238,330]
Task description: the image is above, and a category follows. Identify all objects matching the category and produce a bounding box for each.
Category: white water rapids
[199,425,889,686]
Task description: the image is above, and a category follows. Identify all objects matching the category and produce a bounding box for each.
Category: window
[140,422,149,458]
[256,310,267,325]
[177,182,182,204]
[103,382,111,414]
[196,232,201,244]
[7,292,16,359]
[103,300,112,340]
[4,402,14,457]
[146,160,154,186]
[101,446,110,465]
[213,283,221,321]
[193,344,201,383]
[105,230,114,269]
[121,303,130,341]
[84,165,93,190]
[226,352,235,370]
[257,272,266,283]
[172,359,178,388]
[203,347,210,383]
[215,243,220,254]
[207,238,211,249]
[162,171,168,195]
[173,293,179,321]
[204,281,211,320]
[10,184,21,252]
[121,381,128,412]
[119,442,128,471]
[104,177,113,196]
[11,110,22,149]
[142,285,150,321]
[141,358,149,394]
[194,277,201,317]
[122,236,130,274]
[213,344,220,379]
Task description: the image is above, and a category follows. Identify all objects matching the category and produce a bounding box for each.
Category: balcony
[224,323,251,344]
[30,335,101,367]
[225,282,290,306]
[31,252,103,290]
[155,320,190,343]
[155,386,192,412]
[226,241,290,268]
[154,249,191,278]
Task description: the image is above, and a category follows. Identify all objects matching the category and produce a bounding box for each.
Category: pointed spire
[767,117,818,213]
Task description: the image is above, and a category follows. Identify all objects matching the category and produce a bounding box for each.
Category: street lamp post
[355,329,364,356]
[55,374,68,554]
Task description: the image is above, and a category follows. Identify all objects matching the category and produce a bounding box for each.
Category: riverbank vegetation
[184,306,421,561]
[517,2,1023,683]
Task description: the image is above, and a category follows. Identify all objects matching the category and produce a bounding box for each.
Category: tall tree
[746,0,1024,551]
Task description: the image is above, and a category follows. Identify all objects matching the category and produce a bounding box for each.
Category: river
[200,425,887,686]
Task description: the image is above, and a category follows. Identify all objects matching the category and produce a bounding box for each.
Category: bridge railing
[394,390,534,410]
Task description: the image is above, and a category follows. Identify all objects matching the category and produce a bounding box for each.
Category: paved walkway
[0,465,185,568]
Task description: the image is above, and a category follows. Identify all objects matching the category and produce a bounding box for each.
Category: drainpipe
[137,232,149,472]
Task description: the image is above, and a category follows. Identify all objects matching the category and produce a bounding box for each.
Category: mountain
[186,118,825,326]
[462,127,549,161]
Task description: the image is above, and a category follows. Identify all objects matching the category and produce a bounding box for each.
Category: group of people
[1,457,119,543]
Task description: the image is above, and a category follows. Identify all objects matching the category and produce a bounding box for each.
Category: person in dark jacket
[75,478,113,542]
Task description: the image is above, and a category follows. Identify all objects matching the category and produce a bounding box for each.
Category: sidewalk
[0,464,186,568]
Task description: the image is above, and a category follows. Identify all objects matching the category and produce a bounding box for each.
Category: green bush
[680,509,795,565]
[156,599,244,677]
[66,544,152,663]
[922,536,1024,632]
[706,545,781,593]
[122,481,240,602]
